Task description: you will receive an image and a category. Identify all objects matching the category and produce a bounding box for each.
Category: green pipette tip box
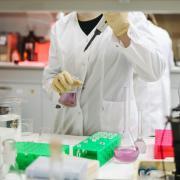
[15,142,69,170]
[73,132,121,166]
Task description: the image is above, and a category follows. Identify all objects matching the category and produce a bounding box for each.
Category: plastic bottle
[24,31,38,61]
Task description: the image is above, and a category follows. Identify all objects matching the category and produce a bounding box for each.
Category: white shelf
[0,0,180,13]
[0,62,45,70]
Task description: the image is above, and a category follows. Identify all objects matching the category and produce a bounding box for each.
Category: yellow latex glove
[52,71,82,95]
[104,12,129,38]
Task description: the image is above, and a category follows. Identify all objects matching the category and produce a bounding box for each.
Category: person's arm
[43,24,61,104]
[104,12,166,82]
[43,23,82,105]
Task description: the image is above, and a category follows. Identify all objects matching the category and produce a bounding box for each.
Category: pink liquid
[59,92,77,107]
[114,147,139,163]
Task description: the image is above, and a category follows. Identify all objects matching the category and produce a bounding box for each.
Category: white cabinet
[0,66,54,132]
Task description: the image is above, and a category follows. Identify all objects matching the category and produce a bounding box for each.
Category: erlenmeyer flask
[114,87,139,163]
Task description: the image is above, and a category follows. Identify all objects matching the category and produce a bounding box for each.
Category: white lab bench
[4,134,155,180]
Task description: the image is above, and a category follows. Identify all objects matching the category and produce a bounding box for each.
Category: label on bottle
[25,43,33,50]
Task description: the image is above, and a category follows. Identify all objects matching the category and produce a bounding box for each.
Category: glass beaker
[58,74,83,108]
[0,97,22,139]
[59,90,77,107]
[21,119,34,137]
[1,139,18,178]
[114,87,139,163]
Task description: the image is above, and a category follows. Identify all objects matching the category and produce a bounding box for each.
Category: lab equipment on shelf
[23,30,39,61]
[114,87,139,163]
[0,97,22,139]
[73,132,121,166]
[0,32,20,63]
[15,142,69,170]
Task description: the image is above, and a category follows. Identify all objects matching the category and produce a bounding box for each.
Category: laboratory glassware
[1,139,22,179]
[21,119,34,137]
[135,110,146,154]
[59,90,77,107]
[0,97,22,139]
[114,87,139,163]
[59,75,82,107]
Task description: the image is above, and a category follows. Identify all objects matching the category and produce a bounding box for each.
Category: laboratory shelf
[0,0,180,13]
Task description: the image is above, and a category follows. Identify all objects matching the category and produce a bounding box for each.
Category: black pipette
[84,17,108,52]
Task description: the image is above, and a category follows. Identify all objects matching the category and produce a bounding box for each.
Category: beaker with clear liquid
[0,97,22,139]
[114,87,139,163]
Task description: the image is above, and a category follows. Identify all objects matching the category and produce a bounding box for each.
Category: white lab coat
[43,12,165,136]
[133,18,174,136]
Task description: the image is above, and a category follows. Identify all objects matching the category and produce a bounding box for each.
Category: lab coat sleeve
[168,40,175,68]
[122,13,166,82]
[43,24,61,105]
[161,41,174,116]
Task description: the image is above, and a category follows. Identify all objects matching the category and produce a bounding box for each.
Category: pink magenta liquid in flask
[114,87,139,163]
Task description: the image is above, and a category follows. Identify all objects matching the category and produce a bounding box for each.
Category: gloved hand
[104,12,129,38]
[52,71,82,95]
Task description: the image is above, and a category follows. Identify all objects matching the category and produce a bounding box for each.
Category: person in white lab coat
[43,12,166,136]
[133,14,174,136]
